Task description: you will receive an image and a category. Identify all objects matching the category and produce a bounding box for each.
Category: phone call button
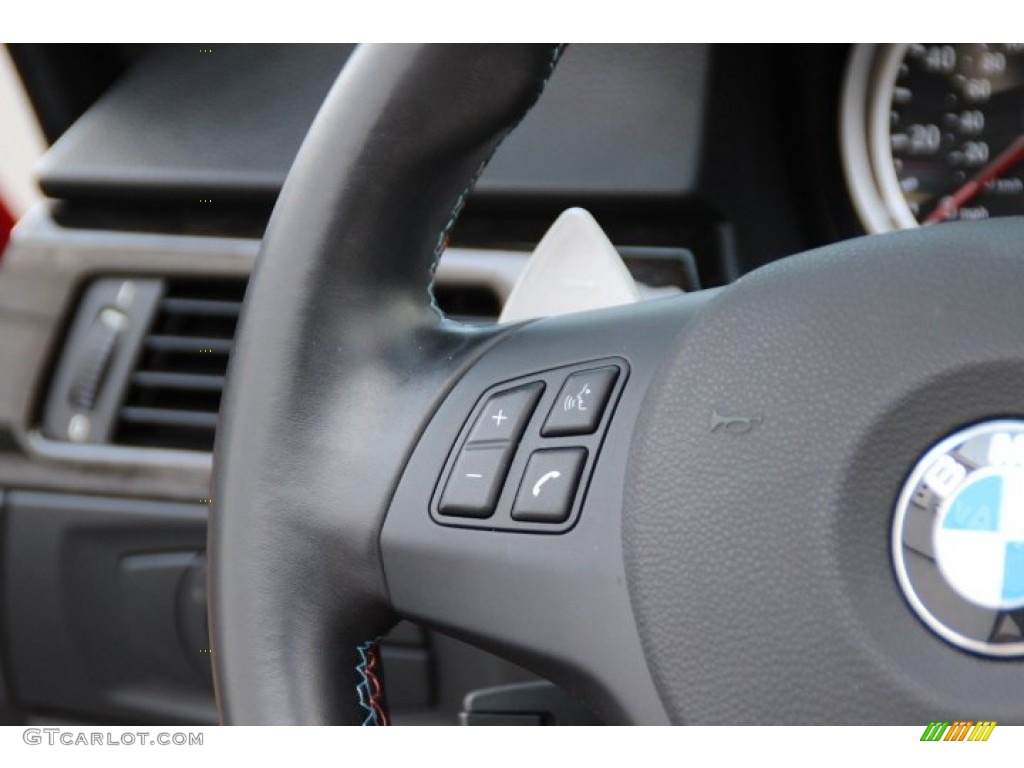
[512,448,587,524]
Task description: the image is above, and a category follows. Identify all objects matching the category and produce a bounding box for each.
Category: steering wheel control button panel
[893,420,1024,657]
[512,448,587,523]
[542,366,619,437]
[430,358,627,533]
[438,447,513,518]
[467,383,544,445]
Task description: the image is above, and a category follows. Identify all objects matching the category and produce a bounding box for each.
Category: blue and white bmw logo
[893,420,1024,656]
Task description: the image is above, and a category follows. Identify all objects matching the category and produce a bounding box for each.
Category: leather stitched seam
[355,638,389,726]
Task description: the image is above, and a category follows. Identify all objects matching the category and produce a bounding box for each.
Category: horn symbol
[710,410,762,435]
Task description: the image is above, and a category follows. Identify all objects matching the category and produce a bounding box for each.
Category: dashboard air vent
[113,278,244,452]
[111,275,502,453]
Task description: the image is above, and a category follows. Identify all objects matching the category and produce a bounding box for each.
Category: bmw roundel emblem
[893,420,1024,656]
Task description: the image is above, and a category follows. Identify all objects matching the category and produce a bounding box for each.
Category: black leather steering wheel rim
[211,44,566,725]
[212,44,1024,725]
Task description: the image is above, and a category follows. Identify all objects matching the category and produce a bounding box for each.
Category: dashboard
[0,42,1020,726]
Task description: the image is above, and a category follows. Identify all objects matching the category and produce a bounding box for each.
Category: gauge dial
[874,44,1024,228]
[842,44,1024,232]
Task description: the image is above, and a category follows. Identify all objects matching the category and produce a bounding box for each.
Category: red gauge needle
[924,134,1024,224]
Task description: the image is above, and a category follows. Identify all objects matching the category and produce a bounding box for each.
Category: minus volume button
[438,446,512,519]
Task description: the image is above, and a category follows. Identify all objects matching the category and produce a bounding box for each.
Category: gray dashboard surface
[36,44,707,203]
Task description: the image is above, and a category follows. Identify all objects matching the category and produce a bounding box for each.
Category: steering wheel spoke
[383,297,708,724]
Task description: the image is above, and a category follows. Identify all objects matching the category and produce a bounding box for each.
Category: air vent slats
[112,278,243,452]
[130,371,226,392]
[158,297,242,318]
[119,406,220,430]
[144,336,233,354]
[109,273,500,453]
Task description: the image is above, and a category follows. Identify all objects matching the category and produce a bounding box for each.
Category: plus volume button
[466,382,544,445]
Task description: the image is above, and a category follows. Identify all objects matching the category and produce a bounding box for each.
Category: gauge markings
[885,44,1024,226]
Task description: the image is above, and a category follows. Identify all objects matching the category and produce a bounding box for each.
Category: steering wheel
[210,44,1024,724]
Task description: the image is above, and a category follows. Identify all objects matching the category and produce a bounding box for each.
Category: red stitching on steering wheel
[355,639,390,726]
